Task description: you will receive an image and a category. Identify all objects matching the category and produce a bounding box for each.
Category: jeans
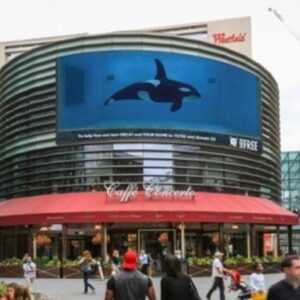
[83,271,95,293]
[207,277,225,300]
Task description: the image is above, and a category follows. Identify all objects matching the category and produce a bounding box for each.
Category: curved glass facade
[0,33,281,203]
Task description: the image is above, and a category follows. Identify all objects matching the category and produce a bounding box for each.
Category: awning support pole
[180,223,186,259]
[288,225,293,254]
[218,223,224,253]
[33,233,37,259]
[247,226,251,258]
[27,225,33,257]
[62,224,67,260]
[250,224,256,257]
[276,225,280,257]
[102,223,107,260]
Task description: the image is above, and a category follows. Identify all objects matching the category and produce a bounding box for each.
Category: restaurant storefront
[0,190,297,264]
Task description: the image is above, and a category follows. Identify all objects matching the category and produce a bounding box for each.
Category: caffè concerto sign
[104,180,195,203]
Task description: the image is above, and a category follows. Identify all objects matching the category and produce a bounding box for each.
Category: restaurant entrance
[138,229,176,274]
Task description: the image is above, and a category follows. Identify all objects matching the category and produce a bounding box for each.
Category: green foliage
[187,256,198,266]
[33,256,50,265]
[224,257,239,265]
[0,257,22,266]
[187,256,212,266]
[62,258,80,267]
[187,255,283,266]
[0,281,7,297]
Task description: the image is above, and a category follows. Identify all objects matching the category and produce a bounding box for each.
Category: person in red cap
[105,250,156,300]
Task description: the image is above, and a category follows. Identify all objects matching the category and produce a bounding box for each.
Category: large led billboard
[57,51,261,152]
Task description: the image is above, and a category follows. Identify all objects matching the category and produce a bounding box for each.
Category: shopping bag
[251,292,267,300]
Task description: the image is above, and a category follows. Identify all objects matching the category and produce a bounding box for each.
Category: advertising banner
[57,50,261,152]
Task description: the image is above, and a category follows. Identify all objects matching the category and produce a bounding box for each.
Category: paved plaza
[0,273,283,300]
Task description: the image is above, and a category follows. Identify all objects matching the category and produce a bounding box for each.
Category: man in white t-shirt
[206,251,228,300]
[23,255,37,293]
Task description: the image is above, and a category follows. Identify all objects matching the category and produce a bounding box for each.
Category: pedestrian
[22,255,36,294]
[111,249,121,275]
[105,250,156,300]
[140,250,151,275]
[77,250,97,294]
[14,285,30,300]
[249,263,266,300]
[160,254,200,300]
[5,283,18,300]
[267,255,300,300]
[206,251,229,300]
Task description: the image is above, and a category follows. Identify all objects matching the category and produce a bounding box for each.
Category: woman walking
[78,250,97,294]
[160,254,200,300]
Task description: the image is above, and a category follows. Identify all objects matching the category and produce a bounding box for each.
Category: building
[0,33,87,69]
[0,17,297,263]
[281,151,300,211]
[281,151,300,253]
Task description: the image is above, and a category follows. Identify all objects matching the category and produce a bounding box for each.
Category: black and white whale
[104,59,201,112]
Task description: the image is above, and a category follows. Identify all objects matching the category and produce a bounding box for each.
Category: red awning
[0,191,298,225]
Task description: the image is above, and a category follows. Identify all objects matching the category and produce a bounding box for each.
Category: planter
[262,262,281,274]
[63,266,82,279]
[224,263,253,275]
[188,262,281,277]
[0,264,114,279]
[0,265,23,278]
[37,266,61,278]
[63,265,113,278]
[188,265,211,277]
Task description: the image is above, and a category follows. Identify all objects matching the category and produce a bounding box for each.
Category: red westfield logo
[212,32,247,44]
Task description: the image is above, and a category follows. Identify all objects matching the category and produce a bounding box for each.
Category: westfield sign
[212,32,247,44]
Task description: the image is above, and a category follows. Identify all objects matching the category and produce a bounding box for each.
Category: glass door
[138,229,176,274]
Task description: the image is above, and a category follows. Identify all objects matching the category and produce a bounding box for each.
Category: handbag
[186,275,201,300]
[252,292,267,300]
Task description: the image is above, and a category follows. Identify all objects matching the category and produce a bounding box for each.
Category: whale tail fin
[155,59,167,80]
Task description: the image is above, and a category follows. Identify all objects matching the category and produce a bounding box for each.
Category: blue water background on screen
[57,50,261,139]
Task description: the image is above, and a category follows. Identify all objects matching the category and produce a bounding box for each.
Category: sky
[0,0,299,151]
